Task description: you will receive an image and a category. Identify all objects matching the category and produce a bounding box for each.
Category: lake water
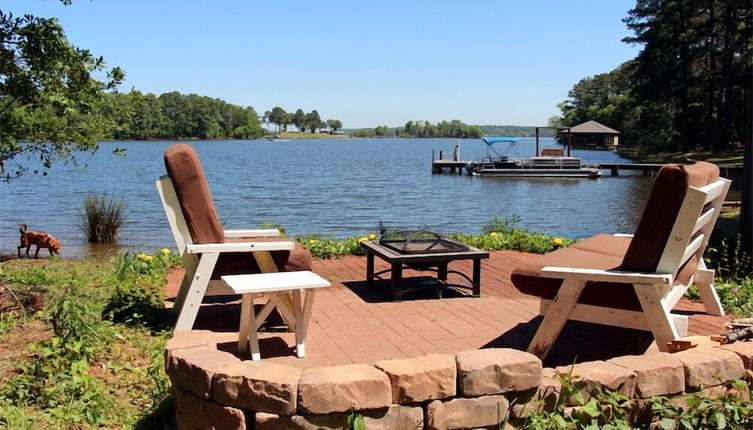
[0,138,651,257]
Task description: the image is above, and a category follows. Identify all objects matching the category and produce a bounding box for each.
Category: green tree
[293,108,306,132]
[268,106,287,133]
[326,119,342,133]
[0,8,124,180]
[555,0,751,153]
[305,110,321,133]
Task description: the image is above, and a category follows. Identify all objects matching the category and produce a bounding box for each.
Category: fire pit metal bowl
[378,230,469,254]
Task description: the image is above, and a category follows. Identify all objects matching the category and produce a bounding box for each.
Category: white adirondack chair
[156,143,311,332]
[511,162,731,360]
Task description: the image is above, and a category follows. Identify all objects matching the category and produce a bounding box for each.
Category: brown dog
[18,224,62,258]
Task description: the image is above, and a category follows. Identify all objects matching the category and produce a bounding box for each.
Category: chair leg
[174,253,218,331]
[633,283,681,352]
[694,267,724,316]
[527,279,587,360]
[173,255,198,316]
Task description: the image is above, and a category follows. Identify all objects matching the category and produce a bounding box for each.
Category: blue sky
[4,0,640,128]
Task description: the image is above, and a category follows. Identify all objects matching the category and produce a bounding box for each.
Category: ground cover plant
[0,250,178,429]
[297,217,575,259]
[516,369,753,429]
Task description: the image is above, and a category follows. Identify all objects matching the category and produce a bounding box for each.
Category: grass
[0,250,178,429]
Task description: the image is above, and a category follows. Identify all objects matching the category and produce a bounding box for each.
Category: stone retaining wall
[165,331,753,430]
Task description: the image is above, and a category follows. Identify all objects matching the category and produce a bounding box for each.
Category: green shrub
[713,278,753,317]
[297,218,575,259]
[708,234,753,282]
[103,249,179,328]
[2,283,111,426]
[77,194,127,243]
[298,235,371,259]
[452,217,575,254]
[647,379,753,429]
[518,368,753,429]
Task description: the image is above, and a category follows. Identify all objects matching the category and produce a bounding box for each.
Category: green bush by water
[296,217,575,259]
[77,194,127,243]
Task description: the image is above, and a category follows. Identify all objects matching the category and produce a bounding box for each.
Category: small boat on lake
[465,137,602,179]
[266,135,290,142]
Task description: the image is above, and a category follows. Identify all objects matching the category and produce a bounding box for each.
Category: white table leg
[299,290,316,355]
[292,289,305,357]
[248,320,261,361]
[238,293,254,352]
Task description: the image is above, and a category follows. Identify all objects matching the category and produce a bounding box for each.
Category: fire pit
[378,230,469,254]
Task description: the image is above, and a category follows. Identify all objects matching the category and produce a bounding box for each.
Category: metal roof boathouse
[561,120,621,150]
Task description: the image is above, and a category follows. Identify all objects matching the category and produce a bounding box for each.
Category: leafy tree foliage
[305,110,321,133]
[293,109,306,132]
[557,0,752,153]
[105,91,263,140]
[268,106,287,132]
[326,119,342,133]
[0,8,124,180]
[401,119,483,138]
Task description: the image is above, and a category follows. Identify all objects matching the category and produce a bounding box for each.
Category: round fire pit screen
[378,230,468,254]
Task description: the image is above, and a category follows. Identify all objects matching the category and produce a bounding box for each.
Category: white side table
[221,271,331,360]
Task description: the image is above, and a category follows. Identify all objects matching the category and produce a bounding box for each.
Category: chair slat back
[656,177,730,275]
[156,175,194,256]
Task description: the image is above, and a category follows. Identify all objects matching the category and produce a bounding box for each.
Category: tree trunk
[716,1,736,150]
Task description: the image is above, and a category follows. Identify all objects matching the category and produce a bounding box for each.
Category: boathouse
[561,120,620,150]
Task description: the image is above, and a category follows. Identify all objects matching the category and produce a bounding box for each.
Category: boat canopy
[482,137,520,145]
[481,137,521,158]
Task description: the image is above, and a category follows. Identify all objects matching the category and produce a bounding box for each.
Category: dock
[592,163,663,176]
[432,159,741,177]
[431,147,466,175]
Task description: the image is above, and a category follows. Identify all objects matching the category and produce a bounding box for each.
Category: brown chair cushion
[210,238,313,280]
[511,234,643,310]
[164,144,225,244]
[620,162,719,272]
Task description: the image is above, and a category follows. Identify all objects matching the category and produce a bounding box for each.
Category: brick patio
[166,250,731,368]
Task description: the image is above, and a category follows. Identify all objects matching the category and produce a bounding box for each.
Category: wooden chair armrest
[186,241,295,254]
[224,229,281,238]
[540,266,673,285]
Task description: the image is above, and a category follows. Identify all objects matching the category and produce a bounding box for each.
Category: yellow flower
[309,239,317,244]
[368,234,377,240]
[144,255,154,263]
[553,238,564,246]
[358,236,369,243]
[136,253,147,260]
[160,248,171,255]
[489,232,499,237]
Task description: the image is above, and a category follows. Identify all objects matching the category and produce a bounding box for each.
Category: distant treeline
[553,0,750,152]
[344,123,554,138]
[346,120,484,138]
[479,125,555,137]
[104,91,264,140]
[102,91,343,140]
